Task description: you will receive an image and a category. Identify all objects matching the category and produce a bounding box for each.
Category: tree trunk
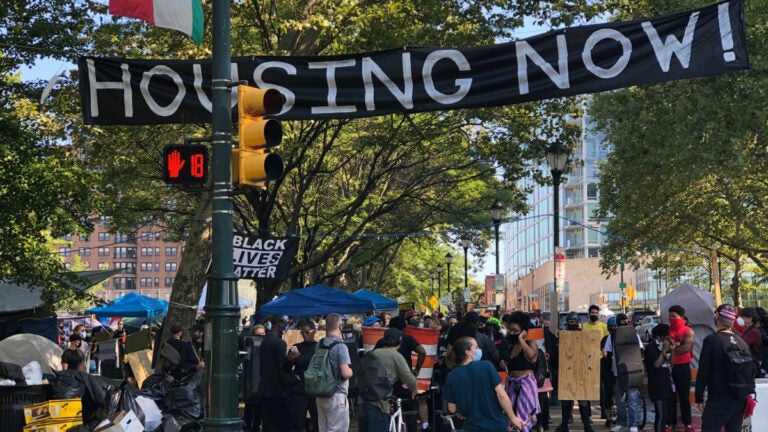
[731,252,742,307]
[156,193,213,355]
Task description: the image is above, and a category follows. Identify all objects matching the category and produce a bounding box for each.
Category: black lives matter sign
[233,234,298,281]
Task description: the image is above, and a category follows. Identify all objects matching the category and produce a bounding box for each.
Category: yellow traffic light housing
[232,85,285,188]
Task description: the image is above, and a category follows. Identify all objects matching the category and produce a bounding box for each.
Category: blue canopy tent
[86,292,169,318]
[353,289,398,310]
[259,285,375,316]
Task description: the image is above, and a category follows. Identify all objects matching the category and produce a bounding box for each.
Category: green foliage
[589,0,768,305]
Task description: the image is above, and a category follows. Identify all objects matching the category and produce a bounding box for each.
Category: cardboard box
[23,399,83,425]
[22,417,83,432]
[94,410,144,432]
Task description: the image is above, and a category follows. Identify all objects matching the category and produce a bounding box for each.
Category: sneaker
[630,428,638,432]
[583,426,595,432]
[610,425,624,432]
[665,426,673,432]
[684,426,695,432]
[554,424,568,432]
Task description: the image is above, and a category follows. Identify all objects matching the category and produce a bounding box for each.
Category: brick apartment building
[59,217,185,302]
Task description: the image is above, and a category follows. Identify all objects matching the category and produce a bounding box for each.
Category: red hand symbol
[167,150,186,178]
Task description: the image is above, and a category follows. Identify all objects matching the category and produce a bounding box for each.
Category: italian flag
[109,0,204,46]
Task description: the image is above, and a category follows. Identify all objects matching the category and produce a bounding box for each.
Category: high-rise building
[58,217,184,302]
[503,111,623,312]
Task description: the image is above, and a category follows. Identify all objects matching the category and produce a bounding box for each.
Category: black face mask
[566,323,579,330]
[589,315,599,322]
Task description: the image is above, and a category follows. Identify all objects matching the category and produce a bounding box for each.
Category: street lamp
[546,141,567,315]
[436,263,443,311]
[445,253,454,311]
[461,237,471,299]
[490,199,504,275]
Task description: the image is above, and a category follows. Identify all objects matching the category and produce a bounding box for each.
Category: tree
[588,0,768,306]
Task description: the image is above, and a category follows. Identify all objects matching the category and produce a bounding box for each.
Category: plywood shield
[557,330,601,400]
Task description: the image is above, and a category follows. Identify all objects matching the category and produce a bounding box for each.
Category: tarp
[198,283,254,310]
[353,289,398,310]
[259,285,376,316]
[660,283,716,369]
[0,269,123,313]
[85,292,169,318]
[0,333,63,373]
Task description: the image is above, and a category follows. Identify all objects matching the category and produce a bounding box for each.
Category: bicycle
[389,397,406,432]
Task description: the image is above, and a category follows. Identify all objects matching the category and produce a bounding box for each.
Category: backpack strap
[321,338,343,379]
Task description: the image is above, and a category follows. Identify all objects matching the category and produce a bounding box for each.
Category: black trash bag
[163,372,204,429]
[139,373,173,406]
[113,383,146,426]
[51,370,86,399]
[162,414,182,432]
[0,361,26,384]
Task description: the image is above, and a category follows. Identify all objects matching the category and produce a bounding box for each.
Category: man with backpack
[305,313,354,432]
[357,328,418,432]
[695,304,754,432]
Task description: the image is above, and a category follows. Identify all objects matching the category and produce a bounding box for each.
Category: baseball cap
[404,310,419,319]
[383,328,402,344]
[363,316,380,327]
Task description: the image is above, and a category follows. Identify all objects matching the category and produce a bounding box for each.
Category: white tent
[0,333,63,373]
[660,283,716,369]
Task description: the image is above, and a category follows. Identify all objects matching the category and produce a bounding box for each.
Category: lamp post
[461,237,471,303]
[490,199,503,275]
[546,141,567,316]
[445,253,454,311]
[436,264,443,312]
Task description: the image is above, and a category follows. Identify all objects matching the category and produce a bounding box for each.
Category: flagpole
[203,0,241,431]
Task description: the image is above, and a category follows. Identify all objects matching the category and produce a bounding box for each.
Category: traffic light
[162,144,209,185]
[232,85,284,188]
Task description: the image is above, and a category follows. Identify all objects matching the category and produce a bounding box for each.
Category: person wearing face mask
[736,307,762,373]
[443,336,525,432]
[61,333,87,372]
[72,325,91,367]
[603,313,643,432]
[257,315,290,431]
[583,305,609,339]
[666,305,695,432]
[643,324,674,432]
[555,312,595,432]
[501,312,540,432]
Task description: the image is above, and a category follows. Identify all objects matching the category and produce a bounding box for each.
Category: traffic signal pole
[203,0,241,431]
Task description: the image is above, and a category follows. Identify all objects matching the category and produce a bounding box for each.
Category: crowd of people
[54,302,766,432]
[239,303,764,432]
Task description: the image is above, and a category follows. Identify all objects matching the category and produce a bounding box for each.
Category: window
[98,247,110,256]
[155,247,161,256]
[141,232,152,241]
[61,234,72,241]
[141,247,152,257]
[98,232,110,241]
[587,183,599,200]
[165,262,177,272]
[154,262,160,272]
[59,247,71,257]
[114,277,136,290]
[79,234,90,242]
[98,262,109,270]
[79,247,91,257]
[63,263,71,269]
[140,278,152,287]
[98,216,110,226]
[115,262,137,274]
[82,262,91,270]
[114,247,137,259]
[154,278,160,287]
[164,277,175,287]
[141,262,153,272]
[165,247,177,257]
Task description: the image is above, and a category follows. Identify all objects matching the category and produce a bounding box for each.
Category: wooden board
[557,330,601,400]
[124,349,153,388]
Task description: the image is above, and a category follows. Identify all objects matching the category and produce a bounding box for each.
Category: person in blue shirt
[443,336,524,432]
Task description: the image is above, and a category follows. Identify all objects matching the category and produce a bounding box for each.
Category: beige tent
[0,333,63,374]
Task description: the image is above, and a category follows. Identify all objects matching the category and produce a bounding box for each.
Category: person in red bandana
[667,305,695,432]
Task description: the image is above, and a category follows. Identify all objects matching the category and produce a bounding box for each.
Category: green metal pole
[203,0,241,431]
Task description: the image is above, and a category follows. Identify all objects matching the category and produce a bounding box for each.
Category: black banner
[79,0,748,125]
[232,234,298,281]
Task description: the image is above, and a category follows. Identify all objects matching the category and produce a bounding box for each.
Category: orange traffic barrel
[404,326,441,392]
